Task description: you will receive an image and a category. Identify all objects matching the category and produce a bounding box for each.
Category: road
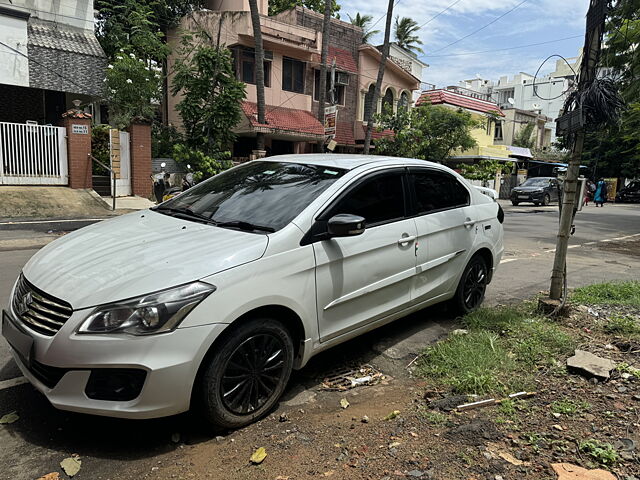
[1,202,639,480]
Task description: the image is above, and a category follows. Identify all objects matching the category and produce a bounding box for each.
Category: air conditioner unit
[335,72,350,86]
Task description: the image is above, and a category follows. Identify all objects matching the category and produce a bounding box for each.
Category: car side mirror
[327,214,365,238]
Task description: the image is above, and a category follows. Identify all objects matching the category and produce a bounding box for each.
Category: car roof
[264,154,446,171]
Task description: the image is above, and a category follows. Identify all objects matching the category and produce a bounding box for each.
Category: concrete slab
[0,186,112,219]
[99,195,155,210]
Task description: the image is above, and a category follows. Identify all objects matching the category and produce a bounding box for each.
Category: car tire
[542,194,550,206]
[450,255,489,316]
[533,202,540,206]
[511,200,519,206]
[199,317,294,429]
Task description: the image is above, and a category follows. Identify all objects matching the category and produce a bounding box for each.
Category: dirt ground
[113,304,640,480]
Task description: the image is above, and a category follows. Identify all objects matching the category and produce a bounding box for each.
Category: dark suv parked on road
[510,177,560,206]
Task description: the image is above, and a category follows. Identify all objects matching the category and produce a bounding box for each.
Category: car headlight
[78,282,215,335]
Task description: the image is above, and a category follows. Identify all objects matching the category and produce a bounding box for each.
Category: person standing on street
[594,178,607,207]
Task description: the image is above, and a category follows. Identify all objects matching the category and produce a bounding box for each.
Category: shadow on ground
[0,303,458,477]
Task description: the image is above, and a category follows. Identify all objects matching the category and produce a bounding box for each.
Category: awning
[334,121,355,145]
[239,101,324,140]
[506,146,533,158]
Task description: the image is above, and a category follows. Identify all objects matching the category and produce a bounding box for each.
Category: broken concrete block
[551,462,616,480]
[566,350,616,379]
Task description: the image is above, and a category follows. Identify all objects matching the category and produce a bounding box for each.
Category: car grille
[11,274,73,336]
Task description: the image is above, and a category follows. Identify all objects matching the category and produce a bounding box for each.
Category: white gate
[110,130,131,197]
[0,122,68,185]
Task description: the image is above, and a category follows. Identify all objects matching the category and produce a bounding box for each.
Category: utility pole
[363,0,394,154]
[547,0,607,303]
[317,0,332,151]
[248,0,266,154]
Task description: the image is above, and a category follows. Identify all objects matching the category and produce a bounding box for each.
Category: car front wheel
[451,255,489,315]
[542,194,550,206]
[200,317,294,429]
[511,200,519,206]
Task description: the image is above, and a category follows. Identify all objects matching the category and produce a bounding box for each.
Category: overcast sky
[342,0,588,88]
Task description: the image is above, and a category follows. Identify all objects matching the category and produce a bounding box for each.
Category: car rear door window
[411,170,470,215]
[327,172,405,226]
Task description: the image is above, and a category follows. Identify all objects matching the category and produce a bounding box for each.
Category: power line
[423,35,583,58]
[364,0,402,35]
[431,0,530,54]
[418,0,463,29]
[0,39,89,92]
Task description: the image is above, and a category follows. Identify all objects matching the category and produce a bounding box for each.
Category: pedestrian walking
[594,178,607,207]
[584,180,595,206]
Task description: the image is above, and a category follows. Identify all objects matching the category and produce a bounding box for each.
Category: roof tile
[242,101,324,136]
[416,90,503,115]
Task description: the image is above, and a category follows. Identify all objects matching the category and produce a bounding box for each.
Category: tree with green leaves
[394,16,423,54]
[513,122,535,149]
[268,0,340,17]
[348,13,379,43]
[373,104,480,162]
[578,0,640,180]
[171,32,246,178]
[458,159,511,186]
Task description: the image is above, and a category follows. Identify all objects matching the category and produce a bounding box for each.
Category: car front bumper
[511,191,544,203]
[3,308,226,419]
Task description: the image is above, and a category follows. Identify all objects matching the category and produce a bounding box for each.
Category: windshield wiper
[152,206,217,225]
[215,220,275,233]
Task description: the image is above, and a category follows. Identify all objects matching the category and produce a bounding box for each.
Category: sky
[341,0,589,88]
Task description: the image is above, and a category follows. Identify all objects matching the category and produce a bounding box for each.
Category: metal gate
[0,122,68,185]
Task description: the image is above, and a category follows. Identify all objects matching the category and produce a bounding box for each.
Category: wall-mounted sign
[324,105,337,138]
[72,124,89,135]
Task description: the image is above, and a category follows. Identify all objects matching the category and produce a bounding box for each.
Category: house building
[0,0,107,124]
[416,89,511,165]
[381,42,427,101]
[167,0,363,159]
[356,44,421,144]
[455,52,581,142]
[493,108,552,150]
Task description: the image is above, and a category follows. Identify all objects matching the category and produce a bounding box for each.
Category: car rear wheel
[542,194,550,206]
[200,317,294,429]
[450,255,489,316]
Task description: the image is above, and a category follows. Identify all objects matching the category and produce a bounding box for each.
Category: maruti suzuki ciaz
[2,155,504,428]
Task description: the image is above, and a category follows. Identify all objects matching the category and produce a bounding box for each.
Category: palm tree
[348,13,379,44]
[248,0,266,153]
[363,0,394,154]
[394,16,423,54]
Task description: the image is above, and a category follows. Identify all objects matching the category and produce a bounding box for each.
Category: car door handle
[463,220,476,228]
[398,235,416,245]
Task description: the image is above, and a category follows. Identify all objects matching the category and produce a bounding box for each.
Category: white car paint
[2,154,503,419]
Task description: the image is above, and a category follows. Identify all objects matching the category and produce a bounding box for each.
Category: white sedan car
[2,155,503,428]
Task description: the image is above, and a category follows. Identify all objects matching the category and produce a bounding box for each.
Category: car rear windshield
[157,161,347,232]
[521,178,552,187]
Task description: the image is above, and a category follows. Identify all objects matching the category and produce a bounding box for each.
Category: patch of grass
[579,439,618,466]
[603,314,640,336]
[551,398,590,415]
[419,409,448,426]
[523,432,542,453]
[572,281,640,306]
[499,398,516,417]
[416,306,575,395]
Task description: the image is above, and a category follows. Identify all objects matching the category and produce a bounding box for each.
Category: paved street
[1,202,639,480]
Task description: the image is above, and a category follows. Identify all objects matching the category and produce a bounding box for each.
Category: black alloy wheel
[221,333,285,415]
[451,256,489,315]
[200,318,294,428]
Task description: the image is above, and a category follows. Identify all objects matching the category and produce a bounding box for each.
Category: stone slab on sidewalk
[97,195,155,211]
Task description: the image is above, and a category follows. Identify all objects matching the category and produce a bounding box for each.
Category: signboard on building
[324,106,337,138]
[72,124,89,135]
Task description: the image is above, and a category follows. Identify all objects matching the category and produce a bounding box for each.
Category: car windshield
[521,178,552,187]
[154,161,347,232]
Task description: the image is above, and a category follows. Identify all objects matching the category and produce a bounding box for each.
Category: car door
[550,179,560,201]
[409,168,478,303]
[311,169,418,343]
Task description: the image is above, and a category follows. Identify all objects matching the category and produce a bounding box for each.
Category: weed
[604,314,640,336]
[419,409,448,426]
[579,439,618,466]
[617,363,640,379]
[572,281,640,306]
[523,433,541,453]
[551,398,590,415]
[499,399,516,417]
[457,450,475,465]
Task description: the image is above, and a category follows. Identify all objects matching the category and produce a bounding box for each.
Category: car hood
[23,210,269,309]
